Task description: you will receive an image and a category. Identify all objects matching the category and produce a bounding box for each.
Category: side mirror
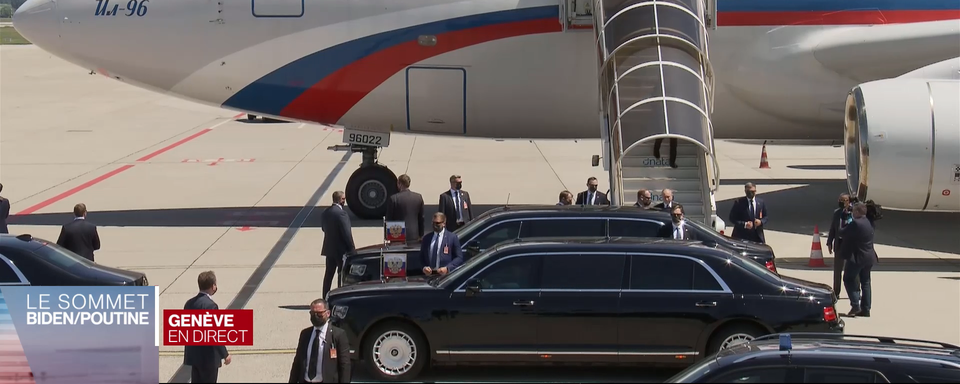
[465,279,482,296]
[465,241,481,254]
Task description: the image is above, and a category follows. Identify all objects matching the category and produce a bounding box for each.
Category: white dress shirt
[304,322,329,382]
[672,221,686,239]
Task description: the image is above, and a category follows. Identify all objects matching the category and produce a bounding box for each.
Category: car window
[472,221,522,249]
[0,256,23,283]
[33,242,96,269]
[804,368,885,383]
[630,255,724,291]
[609,219,663,237]
[708,367,791,383]
[541,254,625,290]
[473,255,540,291]
[0,247,52,284]
[522,218,605,238]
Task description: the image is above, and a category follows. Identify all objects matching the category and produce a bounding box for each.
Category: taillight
[765,260,777,273]
[823,306,837,322]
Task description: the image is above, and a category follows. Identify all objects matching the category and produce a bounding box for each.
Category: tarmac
[2,44,959,383]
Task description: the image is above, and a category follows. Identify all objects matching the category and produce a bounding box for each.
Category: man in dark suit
[657,204,695,240]
[728,182,768,244]
[652,189,676,211]
[556,190,573,206]
[575,177,610,205]
[0,183,9,234]
[183,271,231,383]
[420,212,464,276]
[289,298,351,383]
[839,203,879,317]
[56,203,101,262]
[439,175,474,231]
[826,193,853,297]
[385,174,425,244]
[634,189,653,209]
[321,191,356,298]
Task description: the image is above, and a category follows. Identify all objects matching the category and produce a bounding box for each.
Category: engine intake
[844,78,960,212]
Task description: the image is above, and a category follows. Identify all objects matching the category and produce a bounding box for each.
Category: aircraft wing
[809,19,960,82]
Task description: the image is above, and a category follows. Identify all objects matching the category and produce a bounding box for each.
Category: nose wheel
[345,164,398,220]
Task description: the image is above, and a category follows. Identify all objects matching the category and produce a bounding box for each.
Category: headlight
[332,305,349,319]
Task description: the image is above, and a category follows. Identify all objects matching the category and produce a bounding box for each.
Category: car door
[443,253,542,362]
[618,253,733,363]
[519,218,606,238]
[536,252,625,363]
[0,254,31,286]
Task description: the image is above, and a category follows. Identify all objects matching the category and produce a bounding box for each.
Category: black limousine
[0,234,149,286]
[328,237,842,381]
[341,205,778,286]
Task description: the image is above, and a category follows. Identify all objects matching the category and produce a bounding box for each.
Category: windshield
[434,247,496,287]
[664,359,717,383]
[452,213,494,238]
[34,242,97,269]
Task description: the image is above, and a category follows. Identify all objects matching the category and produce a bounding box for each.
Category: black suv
[0,234,148,286]
[666,333,960,383]
[341,205,777,286]
[327,237,841,382]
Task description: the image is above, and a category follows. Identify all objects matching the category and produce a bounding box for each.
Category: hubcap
[372,330,417,376]
[720,333,755,350]
[358,180,387,209]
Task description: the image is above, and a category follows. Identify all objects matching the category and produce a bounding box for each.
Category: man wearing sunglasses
[658,204,694,240]
[289,298,352,383]
[420,212,464,276]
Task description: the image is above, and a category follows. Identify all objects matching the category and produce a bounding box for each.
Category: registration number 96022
[343,128,390,148]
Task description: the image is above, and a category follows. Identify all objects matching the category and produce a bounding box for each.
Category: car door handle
[513,300,535,306]
[696,301,717,307]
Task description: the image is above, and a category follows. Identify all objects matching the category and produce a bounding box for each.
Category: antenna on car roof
[505,193,511,206]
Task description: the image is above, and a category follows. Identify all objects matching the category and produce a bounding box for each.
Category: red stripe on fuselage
[280,18,562,125]
[719,10,960,26]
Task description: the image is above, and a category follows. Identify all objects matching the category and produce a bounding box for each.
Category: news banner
[0,286,253,383]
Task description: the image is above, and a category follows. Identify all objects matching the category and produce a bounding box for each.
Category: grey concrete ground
[2,45,959,383]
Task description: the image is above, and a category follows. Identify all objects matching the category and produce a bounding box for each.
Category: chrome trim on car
[435,350,698,356]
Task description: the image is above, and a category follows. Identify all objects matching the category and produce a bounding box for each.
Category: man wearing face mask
[728,182,768,244]
[827,193,854,297]
[576,177,610,205]
[321,191,356,298]
[439,175,474,231]
[658,205,694,240]
[289,298,352,383]
[183,271,231,383]
[420,212,464,276]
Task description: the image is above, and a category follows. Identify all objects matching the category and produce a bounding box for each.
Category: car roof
[716,333,960,367]
[486,236,729,257]
[476,204,673,220]
[0,234,49,249]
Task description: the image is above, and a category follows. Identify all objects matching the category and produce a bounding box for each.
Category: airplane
[11,0,960,221]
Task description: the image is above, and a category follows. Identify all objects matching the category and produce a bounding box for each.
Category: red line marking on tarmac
[13,113,246,216]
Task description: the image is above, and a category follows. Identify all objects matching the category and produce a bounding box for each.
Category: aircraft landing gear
[329,129,397,220]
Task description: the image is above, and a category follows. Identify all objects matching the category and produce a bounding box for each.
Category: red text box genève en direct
[163,309,253,346]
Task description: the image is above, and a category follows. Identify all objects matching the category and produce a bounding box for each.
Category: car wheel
[707,323,766,355]
[363,321,427,381]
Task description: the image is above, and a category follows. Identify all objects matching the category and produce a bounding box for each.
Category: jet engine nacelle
[844,78,960,212]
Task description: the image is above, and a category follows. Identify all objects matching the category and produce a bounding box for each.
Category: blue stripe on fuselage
[718,0,960,12]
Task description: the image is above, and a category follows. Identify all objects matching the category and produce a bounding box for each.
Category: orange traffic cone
[808,225,826,267]
[759,140,771,169]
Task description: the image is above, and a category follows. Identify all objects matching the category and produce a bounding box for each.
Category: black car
[341,205,777,286]
[327,237,842,381]
[666,333,960,383]
[0,234,148,286]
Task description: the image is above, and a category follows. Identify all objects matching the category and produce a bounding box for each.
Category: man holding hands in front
[420,212,464,276]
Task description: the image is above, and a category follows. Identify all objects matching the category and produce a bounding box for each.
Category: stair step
[623,178,703,192]
[623,143,702,157]
[622,167,701,179]
[621,155,699,168]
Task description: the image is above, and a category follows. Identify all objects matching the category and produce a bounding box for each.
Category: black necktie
[749,200,755,218]
[308,329,320,380]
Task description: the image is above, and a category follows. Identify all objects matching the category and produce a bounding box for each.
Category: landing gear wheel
[707,323,766,356]
[345,165,398,219]
[362,321,427,381]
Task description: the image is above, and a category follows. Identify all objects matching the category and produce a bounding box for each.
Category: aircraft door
[405,66,467,135]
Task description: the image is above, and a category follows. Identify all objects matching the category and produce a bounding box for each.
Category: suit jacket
[439,190,473,231]
[838,217,879,266]
[728,196,768,243]
[385,189,425,243]
[321,204,355,258]
[419,230,464,271]
[652,201,678,211]
[658,222,695,240]
[826,207,852,251]
[56,218,100,261]
[575,190,610,205]
[183,293,229,369]
[0,197,9,234]
[288,324,351,383]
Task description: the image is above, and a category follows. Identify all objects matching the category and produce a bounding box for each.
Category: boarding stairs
[562,0,724,230]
